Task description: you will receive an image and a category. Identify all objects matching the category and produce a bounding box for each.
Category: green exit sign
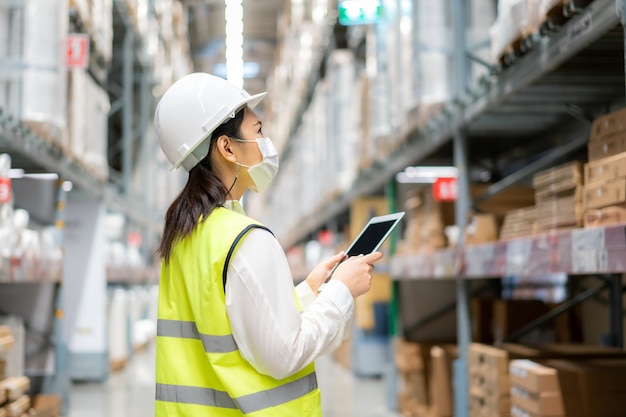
[338,0,382,26]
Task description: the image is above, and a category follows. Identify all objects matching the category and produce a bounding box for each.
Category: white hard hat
[154,73,267,171]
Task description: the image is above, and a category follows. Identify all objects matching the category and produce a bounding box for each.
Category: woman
[153,73,383,416]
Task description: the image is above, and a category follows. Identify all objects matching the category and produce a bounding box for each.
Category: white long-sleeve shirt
[223,201,354,380]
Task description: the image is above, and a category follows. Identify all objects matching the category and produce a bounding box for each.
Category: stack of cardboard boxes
[0,326,29,417]
[583,108,626,226]
[510,359,626,417]
[499,206,536,240]
[470,344,514,417]
[399,190,455,253]
[0,326,60,417]
[395,340,432,417]
[394,340,457,417]
[469,343,626,417]
[533,161,585,232]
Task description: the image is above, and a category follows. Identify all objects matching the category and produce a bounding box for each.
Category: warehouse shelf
[277,0,624,249]
[0,261,62,284]
[0,111,161,234]
[391,223,626,280]
[106,266,159,285]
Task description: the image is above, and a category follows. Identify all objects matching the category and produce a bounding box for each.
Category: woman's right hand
[331,252,384,298]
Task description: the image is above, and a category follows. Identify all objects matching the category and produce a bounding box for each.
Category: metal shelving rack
[279,0,624,249]
[0,0,169,413]
[273,1,626,416]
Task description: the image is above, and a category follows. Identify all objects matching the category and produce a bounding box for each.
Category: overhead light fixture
[8,169,60,180]
[213,62,260,79]
[225,0,244,88]
[396,166,458,184]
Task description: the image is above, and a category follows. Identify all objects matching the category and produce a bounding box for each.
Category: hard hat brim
[171,91,268,171]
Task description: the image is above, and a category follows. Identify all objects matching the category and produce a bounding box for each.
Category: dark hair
[157,108,245,262]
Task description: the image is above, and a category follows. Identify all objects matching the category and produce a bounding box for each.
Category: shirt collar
[223,200,246,215]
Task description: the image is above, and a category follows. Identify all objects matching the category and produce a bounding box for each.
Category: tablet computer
[328,212,405,280]
[345,212,405,257]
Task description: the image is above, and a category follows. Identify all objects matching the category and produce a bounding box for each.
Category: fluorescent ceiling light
[213,62,260,79]
[9,169,59,180]
[225,0,244,88]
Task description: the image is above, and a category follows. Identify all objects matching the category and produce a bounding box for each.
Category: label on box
[572,228,605,250]
[0,177,11,203]
[506,239,532,275]
[571,249,608,273]
[512,405,530,417]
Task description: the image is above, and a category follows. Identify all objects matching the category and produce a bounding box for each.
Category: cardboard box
[500,215,536,240]
[465,214,499,245]
[0,327,13,354]
[429,345,458,417]
[584,204,626,228]
[588,134,626,161]
[470,390,510,417]
[350,197,389,241]
[395,339,433,373]
[535,197,583,229]
[0,377,30,402]
[583,178,626,210]
[4,395,29,417]
[590,107,626,142]
[401,371,429,406]
[472,185,535,218]
[29,395,61,417]
[533,161,584,191]
[511,385,626,416]
[584,151,626,185]
[509,359,626,393]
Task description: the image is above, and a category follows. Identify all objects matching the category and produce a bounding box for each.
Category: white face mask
[231,137,279,193]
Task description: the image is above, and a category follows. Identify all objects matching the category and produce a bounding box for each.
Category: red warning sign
[66,34,90,69]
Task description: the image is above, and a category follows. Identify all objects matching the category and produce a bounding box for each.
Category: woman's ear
[214,135,237,163]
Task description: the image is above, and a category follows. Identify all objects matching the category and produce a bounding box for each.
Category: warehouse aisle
[66,344,401,417]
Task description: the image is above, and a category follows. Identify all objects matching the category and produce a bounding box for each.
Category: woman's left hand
[305,251,347,296]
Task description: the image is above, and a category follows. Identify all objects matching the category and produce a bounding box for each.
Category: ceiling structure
[183,0,286,119]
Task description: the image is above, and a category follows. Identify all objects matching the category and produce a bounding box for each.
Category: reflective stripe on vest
[157,319,237,353]
[156,372,318,415]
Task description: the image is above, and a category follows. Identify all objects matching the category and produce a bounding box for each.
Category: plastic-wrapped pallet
[0,0,68,148]
[67,69,110,181]
[489,0,541,63]
[90,0,113,63]
[327,50,359,193]
[412,0,452,106]
[107,289,129,371]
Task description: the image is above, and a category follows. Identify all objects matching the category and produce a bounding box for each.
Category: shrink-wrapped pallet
[0,0,68,148]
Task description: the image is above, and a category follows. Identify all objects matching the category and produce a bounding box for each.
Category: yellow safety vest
[155,207,321,416]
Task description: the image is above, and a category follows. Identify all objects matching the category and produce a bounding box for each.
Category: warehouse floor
[66,344,402,417]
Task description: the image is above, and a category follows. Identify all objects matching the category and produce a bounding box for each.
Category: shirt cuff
[317,280,354,318]
[295,281,317,310]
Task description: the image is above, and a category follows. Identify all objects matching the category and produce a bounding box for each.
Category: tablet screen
[346,220,397,256]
